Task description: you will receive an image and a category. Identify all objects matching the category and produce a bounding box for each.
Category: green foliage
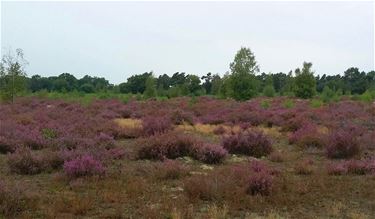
[320,86,336,103]
[211,74,222,95]
[231,73,259,101]
[144,75,157,99]
[229,47,260,101]
[0,49,28,102]
[188,96,198,108]
[310,99,323,108]
[280,71,296,96]
[260,100,271,109]
[6,48,375,102]
[282,99,295,109]
[186,75,201,95]
[218,73,233,99]
[230,47,259,75]
[263,85,276,97]
[121,72,152,94]
[294,62,316,99]
[359,89,375,102]
[80,83,95,93]
[167,86,181,98]
[41,128,57,139]
[344,67,368,94]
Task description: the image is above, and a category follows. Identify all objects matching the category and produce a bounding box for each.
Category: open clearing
[1,97,374,218]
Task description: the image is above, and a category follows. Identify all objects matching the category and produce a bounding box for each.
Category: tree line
[1,47,375,102]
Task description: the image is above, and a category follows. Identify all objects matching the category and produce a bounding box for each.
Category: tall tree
[144,75,157,98]
[294,62,316,99]
[0,48,28,102]
[343,67,368,94]
[263,74,275,97]
[229,47,259,100]
[186,74,201,95]
[201,72,213,94]
[211,74,222,96]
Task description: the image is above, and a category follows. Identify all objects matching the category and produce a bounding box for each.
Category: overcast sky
[1,1,374,84]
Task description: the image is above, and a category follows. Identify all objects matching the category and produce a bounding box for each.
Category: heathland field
[1,96,374,218]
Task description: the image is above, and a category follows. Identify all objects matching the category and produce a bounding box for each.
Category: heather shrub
[213,126,226,135]
[327,158,375,175]
[222,130,273,157]
[153,160,189,180]
[366,158,375,175]
[137,131,196,160]
[142,116,173,136]
[95,132,115,149]
[268,151,284,162]
[190,143,228,164]
[7,147,44,175]
[170,110,194,125]
[345,160,367,175]
[239,122,252,130]
[106,147,126,160]
[280,114,309,132]
[188,161,276,197]
[288,123,325,148]
[294,159,314,175]
[63,155,105,178]
[43,150,65,170]
[184,161,278,200]
[184,169,243,201]
[327,162,347,175]
[247,171,273,196]
[184,175,221,201]
[326,130,360,159]
[23,131,48,150]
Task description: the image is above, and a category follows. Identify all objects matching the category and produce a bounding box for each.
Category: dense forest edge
[1,47,374,104]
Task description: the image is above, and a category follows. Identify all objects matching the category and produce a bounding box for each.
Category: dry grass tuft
[114,118,142,129]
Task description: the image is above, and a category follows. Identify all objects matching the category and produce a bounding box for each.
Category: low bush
[43,150,65,170]
[184,161,277,201]
[190,143,228,164]
[247,171,273,196]
[106,147,126,160]
[170,110,194,125]
[63,155,105,178]
[95,132,115,149]
[222,130,273,157]
[268,151,284,162]
[288,123,325,148]
[137,131,195,160]
[184,175,222,201]
[310,99,323,108]
[142,116,173,136]
[138,132,227,164]
[327,158,375,175]
[345,160,367,175]
[294,159,314,175]
[326,130,360,159]
[282,99,295,109]
[326,162,347,175]
[7,147,45,175]
[153,160,189,180]
[213,126,226,135]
